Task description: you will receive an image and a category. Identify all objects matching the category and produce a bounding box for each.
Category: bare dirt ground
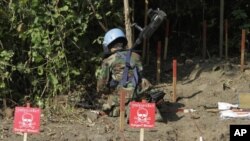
[1,56,250,141]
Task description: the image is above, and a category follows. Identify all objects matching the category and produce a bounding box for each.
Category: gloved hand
[139,78,152,93]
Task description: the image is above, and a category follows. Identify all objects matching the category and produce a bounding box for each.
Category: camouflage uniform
[96,51,152,116]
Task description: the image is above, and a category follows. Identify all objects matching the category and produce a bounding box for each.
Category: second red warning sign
[129,101,156,128]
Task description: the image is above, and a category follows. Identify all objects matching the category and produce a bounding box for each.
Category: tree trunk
[219,0,224,58]
[123,0,133,49]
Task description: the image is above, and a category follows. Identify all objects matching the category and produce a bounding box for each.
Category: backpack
[109,50,141,91]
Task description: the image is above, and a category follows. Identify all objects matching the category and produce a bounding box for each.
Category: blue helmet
[103,28,127,53]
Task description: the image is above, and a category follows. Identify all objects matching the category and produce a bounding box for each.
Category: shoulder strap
[119,50,139,88]
[119,50,131,87]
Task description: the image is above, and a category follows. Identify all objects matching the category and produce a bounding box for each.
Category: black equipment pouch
[147,90,165,103]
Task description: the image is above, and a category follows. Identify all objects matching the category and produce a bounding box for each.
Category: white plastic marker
[24,132,27,141]
[140,128,144,141]
[140,99,147,141]
[23,103,30,141]
[199,136,203,141]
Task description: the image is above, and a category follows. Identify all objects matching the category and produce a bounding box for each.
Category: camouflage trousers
[101,87,134,117]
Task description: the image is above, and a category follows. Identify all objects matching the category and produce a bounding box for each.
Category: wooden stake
[172,59,177,102]
[123,0,133,49]
[241,29,246,72]
[225,19,228,60]
[202,20,207,60]
[142,0,148,62]
[156,41,161,83]
[219,0,224,58]
[119,89,126,132]
[163,20,169,60]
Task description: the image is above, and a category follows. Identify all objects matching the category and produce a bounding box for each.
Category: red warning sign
[13,107,41,133]
[129,101,156,128]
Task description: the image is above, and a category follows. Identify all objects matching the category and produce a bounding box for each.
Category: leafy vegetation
[0,0,113,107]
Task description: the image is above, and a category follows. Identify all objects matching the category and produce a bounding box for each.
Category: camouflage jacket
[96,51,143,94]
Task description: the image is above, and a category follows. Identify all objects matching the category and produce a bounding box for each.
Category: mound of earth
[1,57,250,141]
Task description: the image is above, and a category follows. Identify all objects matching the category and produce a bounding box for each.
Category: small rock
[39,128,44,132]
[85,111,98,123]
[102,103,111,111]
[191,114,200,119]
[3,126,9,130]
